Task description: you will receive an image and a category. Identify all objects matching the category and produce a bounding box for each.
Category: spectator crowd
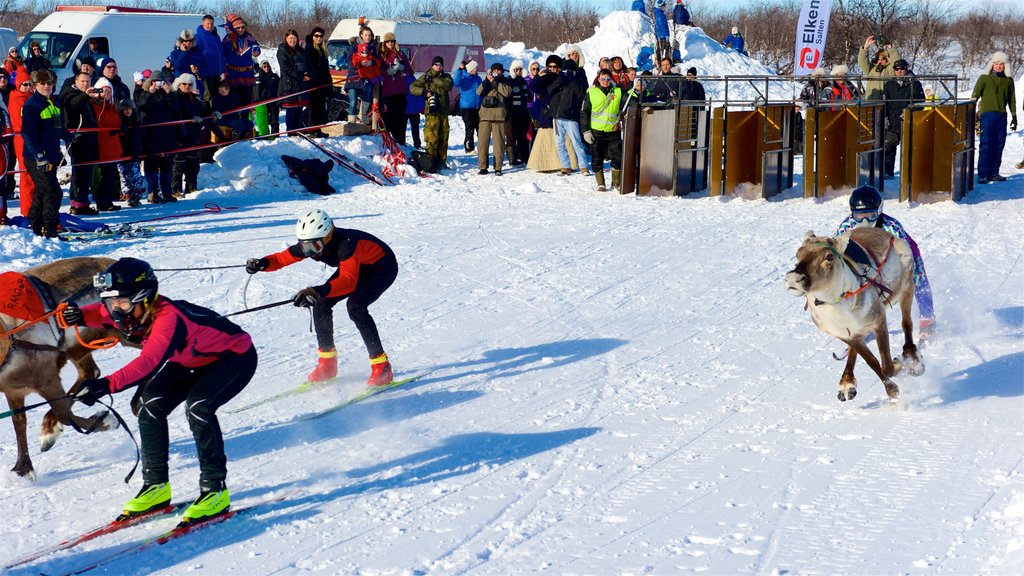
[0,7,1020,235]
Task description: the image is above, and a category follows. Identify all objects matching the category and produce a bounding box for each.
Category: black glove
[293,287,321,308]
[75,378,110,406]
[1011,118,1018,131]
[61,302,83,326]
[246,257,269,274]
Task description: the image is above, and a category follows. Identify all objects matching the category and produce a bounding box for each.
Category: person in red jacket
[8,66,34,218]
[245,208,398,386]
[89,77,123,211]
[62,257,256,525]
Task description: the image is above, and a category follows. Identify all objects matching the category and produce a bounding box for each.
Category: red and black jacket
[263,228,397,299]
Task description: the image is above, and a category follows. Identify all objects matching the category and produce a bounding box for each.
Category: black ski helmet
[849,185,882,211]
[94,257,159,335]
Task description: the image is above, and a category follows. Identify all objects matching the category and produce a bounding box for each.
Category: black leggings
[312,259,398,356]
[135,346,257,490]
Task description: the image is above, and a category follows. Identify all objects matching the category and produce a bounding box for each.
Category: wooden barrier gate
[709,104,796,198]
[803,104,885,198]
[901,102,976,202]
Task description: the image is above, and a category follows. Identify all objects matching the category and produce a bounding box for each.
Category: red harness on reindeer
[0,272,117,352]
[814,236,896,306]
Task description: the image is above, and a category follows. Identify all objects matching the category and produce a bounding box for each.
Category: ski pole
[222,298,293,318]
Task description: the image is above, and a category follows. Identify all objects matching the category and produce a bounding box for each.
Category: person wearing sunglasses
[61,257,257,526]
[304,26,330,137]
[23,41,53,75]
[835,185,935,336]
[881,59,923,179]
[19,69,65,237]
[858,35,901,101]
[378,31,412,144]
[245,209,399,387]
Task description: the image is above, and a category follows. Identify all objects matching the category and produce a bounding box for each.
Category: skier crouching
[246,209,398,386]
[63,257,257,524]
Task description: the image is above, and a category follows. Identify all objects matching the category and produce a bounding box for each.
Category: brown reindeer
[1,256,124,479]
[785,228,924,402]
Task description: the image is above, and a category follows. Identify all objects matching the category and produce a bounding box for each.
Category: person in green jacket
[972,51,1017,184]
[858,35,899,101]
[409,56,453,166]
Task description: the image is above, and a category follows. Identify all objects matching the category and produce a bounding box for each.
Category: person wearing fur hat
[169,73,207,197]
[972,51,1017,184]
[221,14,261,107]
[169,29,206,104]
[195,15,225,105]
[378,31,411,144]
[304,27,330,136]
[454,59,483,152]
[858,35,900,101]
[828,64,857,105]
[505,60,531,166]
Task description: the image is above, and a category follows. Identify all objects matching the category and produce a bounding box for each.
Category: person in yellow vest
[581,68,628,191]
[922,84,937,111]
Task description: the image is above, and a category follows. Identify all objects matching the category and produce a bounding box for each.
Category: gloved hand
[213,111,223,121]
[61,302,83,326]
[583,131,595,145]
[1012,118,1018,131]
[75,378,110,406]
[192,116,202,123]
[36,155,52,172]
[293,287,321,308]
[246,257,269,274]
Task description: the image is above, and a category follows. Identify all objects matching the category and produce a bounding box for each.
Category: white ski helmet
[296,208,334,240]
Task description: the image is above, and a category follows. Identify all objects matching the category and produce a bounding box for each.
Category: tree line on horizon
[1,0,1020,78]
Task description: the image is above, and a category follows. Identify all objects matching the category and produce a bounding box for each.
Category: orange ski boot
[307,348,338,382]
[367,353,393,387]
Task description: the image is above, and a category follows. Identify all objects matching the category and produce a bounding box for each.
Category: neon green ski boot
[181,485,230,525]
[118,482,171,521]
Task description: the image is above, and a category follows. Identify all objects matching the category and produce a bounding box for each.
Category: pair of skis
[6,492,293,573]
[296,132,393,186]
[226,371,431,416]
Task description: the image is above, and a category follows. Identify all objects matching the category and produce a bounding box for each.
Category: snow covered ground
[2,10,1024,576]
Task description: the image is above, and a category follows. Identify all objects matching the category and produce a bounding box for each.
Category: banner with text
[793,0,833,76]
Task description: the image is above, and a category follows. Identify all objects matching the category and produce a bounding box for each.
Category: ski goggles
[851,208,879,223]
[103,295,136,314]
[299,238,326,256]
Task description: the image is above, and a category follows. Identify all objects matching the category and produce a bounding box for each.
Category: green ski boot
[180,485,230,525]
[118,482,171,521]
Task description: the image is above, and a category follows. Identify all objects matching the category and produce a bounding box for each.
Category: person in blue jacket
[20,69,67,237]
[653,0,672,63]
[724,26,747,56]
[631,0,647,17]
[195,15,225,105]
[168,29,205,97]
[673,1,691,27]
[453,59,483,152]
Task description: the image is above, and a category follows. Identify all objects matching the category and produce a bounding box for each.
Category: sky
[1,10,1023,576]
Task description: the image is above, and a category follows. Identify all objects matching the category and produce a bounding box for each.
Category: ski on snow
[55,492,294,576]
[58,224,155,243]
[225,378,336,414]
[4,501,189,569]
[304,372,431,420]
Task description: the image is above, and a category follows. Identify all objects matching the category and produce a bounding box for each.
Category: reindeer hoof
[901,355,925,377]
[12,461,37,481]
[884,380,901,400]
[837,387,857,402]
[39,422,64,453]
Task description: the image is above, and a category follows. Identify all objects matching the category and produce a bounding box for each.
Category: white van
[0,28,18,59]
[17,6,203,86]
[327,17,484,82]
